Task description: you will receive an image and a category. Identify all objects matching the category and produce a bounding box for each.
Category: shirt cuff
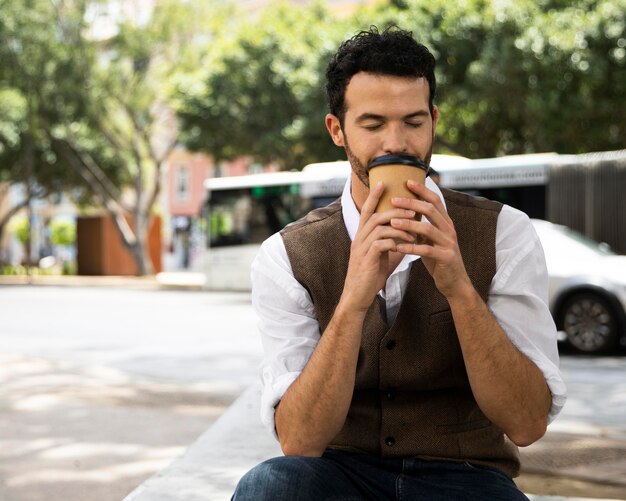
[544,369,568,424]
[515,346,567,424]
[260,370,301,439]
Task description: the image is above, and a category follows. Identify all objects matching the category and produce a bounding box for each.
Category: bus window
[207,184,318,248]
[201,154,564,290]
[254,185,297,235]
[311,196,340,209]
[209,189,253,247]
[461,185,547,219]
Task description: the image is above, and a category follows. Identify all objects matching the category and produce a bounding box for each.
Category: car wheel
[560,292,619,354]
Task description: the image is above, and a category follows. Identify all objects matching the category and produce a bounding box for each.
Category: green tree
[358,0,626,157]
[177,2,348,170]
[9,216,29,246]
[0,84,81,265]
[510,0,626,154]
[0,88,31,254]
[49,218,76,247]
[0,0,228,274]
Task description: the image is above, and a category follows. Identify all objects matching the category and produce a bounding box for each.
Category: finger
[390,219,448,247]
[396,241,443,258]
[406,180,453,225]
[392,183,453,230]
[357,205,416,239]
[391,197,449,232]
[357,181,385,232]
[362,225,416,250]
[360,208,416,239]
[367,238,399,257]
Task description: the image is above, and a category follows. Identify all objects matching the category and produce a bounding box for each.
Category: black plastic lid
[367,154,428,172]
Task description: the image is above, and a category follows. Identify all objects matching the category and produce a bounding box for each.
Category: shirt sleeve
[488,206,567,423]
[251,232,321,437]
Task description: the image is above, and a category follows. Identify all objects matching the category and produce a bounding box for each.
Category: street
[1,285,625,501]
[0,285,261,501]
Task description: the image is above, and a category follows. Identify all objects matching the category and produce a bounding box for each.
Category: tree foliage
[2,0,624,272]
[49,218,76,247]
[9,216,29,246]
[0,0,227,273]
[0,0,90,259]
[180,0,625,163]
[359,0,626,156]
[177,2,350,169]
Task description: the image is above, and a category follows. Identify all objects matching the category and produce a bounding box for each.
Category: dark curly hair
[325,26,436,124]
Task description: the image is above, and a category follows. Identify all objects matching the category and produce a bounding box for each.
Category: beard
[344,138,370,188]
[343,134,434,190]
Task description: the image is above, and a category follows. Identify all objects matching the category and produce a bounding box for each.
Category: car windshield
[553,225,616,256]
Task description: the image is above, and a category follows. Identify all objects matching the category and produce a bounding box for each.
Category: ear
[432,105,439,137]
[325,114,345,147]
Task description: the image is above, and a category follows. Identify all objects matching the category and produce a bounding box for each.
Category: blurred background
[1,1,625,500]
[0,0,624,279]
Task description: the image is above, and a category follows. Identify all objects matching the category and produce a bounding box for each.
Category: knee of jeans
[232,456,316,500]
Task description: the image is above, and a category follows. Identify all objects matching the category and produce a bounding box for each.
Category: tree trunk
[107,209,154,276]
[128,240,152,276]
[0,197,31,266]
[0,223,7,266]
[129,210,153,276]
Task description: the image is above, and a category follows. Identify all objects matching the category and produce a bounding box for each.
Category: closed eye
[406,122,423,128]
[363,123,383,131]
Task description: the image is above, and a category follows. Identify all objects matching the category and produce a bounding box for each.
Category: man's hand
[342,181,417,312]
[390,180,472,300]
[391,180,551,445]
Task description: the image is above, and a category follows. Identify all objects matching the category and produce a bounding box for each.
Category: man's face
[326,72,438,190]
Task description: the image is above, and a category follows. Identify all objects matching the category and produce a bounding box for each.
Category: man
[233,27,566,500]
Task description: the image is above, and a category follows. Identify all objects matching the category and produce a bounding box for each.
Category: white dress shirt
[251,177,567,436]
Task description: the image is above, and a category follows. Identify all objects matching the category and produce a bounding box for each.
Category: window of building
[176,166,190,202]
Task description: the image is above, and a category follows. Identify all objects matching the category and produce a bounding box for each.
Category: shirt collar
[341,174,447,266]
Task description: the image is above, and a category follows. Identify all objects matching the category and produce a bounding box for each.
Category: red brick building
[164,149,273,270]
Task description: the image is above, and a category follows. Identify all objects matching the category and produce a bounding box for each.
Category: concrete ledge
[123,383,622,501]
[123,383,280,501]
[527,498,623,501]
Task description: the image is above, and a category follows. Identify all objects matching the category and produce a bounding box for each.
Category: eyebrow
[355,110,430,122]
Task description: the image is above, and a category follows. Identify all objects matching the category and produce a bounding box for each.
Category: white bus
[201,153,562,290]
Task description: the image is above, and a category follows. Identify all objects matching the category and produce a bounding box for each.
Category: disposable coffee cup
[367,154,429,214]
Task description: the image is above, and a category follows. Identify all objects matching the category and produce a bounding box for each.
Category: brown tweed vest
[280,187,520,478]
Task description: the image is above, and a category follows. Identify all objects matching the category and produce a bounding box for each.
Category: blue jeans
[232,449,528,500]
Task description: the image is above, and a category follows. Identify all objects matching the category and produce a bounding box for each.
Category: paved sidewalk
[0,272,206,290]
[521,432,626,489]
[3,275,625,499]
[124,383,626,501]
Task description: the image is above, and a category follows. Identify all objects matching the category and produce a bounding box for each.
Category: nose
[381,123,408,155]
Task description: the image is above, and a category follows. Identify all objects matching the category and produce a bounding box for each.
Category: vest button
[385,436,395,446]
[386,389,396,400]
[386,340,396,350]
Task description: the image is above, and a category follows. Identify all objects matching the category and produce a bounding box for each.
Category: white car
[532,219,626,354]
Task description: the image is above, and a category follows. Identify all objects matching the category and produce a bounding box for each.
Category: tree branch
[48,132,137,246]
[114,96,162,216]
[0,180,47,243]
[63,127,133,210]
[0,196,30,230]
[93,118,136,181]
